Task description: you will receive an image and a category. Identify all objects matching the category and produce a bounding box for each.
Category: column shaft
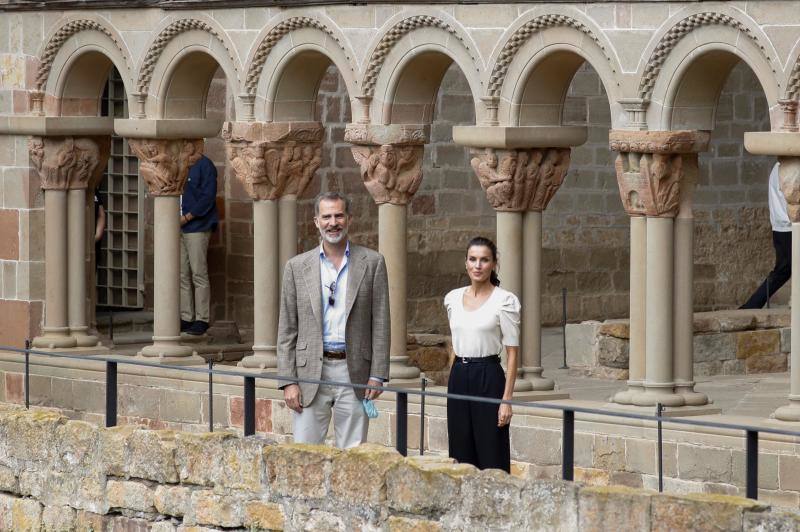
[635,216,684,406]
[774,222,800,420]
[34,190,76,349]
[496,212,522,298]
[521,211,553,390]
[139,196,195,360]
[67,189,98,347]
[278,194,297,275]
[379,203,419,381]
[240,200,279,370]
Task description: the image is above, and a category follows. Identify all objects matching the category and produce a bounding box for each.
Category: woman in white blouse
[444,236,520,473]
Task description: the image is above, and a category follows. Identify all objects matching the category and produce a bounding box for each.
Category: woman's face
[465,245,496,284]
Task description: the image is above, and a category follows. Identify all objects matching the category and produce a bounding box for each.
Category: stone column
[222,121,323,371]
[128,138,205,364]
[469,147,570,391]
[347,124,427,382]
[29,137,106,349]
[610,130,710,407]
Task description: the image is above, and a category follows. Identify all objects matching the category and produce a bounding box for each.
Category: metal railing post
[746,430,759,499]
[560,288,568,369]
[562,409,574,481]
[657,403,664,493]
[106,361,117,427]
[208,361,214,433]
[419,376,426,456]
[244,376,256,436]
[396,391,408,457]
[24,339,30,409]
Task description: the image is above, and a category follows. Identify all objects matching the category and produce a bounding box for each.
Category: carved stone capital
[609,130,710,154]
[351,144,424,206]
[778,156,800,222]
[223,122,323,201]
[614,151,685,217]
[29,136,110,191]
[127,138,204,196]
[344,123,428,146]
[469,147,570,212]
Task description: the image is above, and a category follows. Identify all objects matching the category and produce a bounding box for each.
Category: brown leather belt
[323,351,346,360]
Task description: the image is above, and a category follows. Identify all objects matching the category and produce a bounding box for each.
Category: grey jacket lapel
[302,251,323,328]
[345,246,367,319]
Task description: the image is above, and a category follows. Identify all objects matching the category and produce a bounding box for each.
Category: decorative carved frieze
[609,130,710,154]
[344,124,427,146]
[351,144,424,206]
[222,122,323,201]
[127,138,203,196]
[469,147,570,212]
[779,157,800,222]
[29,136,110,190]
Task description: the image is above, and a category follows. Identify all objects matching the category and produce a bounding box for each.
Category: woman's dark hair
[466,236,501,287]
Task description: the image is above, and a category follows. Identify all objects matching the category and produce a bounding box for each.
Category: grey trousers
[180,230,211,322]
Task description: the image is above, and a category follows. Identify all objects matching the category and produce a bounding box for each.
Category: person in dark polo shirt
[180,154,219,335]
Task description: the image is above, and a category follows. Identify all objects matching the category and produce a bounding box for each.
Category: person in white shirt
[443,236,520,473]
[741,162,792,308]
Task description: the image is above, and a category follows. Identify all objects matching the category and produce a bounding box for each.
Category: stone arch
[781,41,800,100]
[489,8,622,127]
[36,15,134,116]
[242,14,359,122]
[363,12,483,124]
[136,15,241,119]
[642,9,780,130]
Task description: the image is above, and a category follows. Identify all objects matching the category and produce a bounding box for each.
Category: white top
[319,242,350,349]
[769,162,791,232]
[444,286,521,358]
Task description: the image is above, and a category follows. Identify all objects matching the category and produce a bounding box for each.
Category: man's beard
[319,226,347,244]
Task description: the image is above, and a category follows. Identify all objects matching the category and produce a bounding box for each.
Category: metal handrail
[3,342,800,501]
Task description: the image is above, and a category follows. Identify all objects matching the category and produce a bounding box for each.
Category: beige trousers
[292,359,369,449]
[180,231,211,322]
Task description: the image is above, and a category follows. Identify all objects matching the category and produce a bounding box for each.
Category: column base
[238,346,277,370]
[675,382,710,406]
[32,328,77,349]
[612,382,645,405]
[390,356,420,380]
[71,328,100,348]
[138,340,196,360]
[631,387,686,407]
[773,400,800,422]
[520,367,555,391]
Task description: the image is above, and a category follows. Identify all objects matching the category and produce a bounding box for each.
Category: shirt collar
[319,240,350,261]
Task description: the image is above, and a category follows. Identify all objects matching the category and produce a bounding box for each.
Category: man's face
[314,198,351,244]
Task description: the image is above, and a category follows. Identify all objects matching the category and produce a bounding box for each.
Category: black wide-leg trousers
[741,230,792,309]
[447,356,510,473]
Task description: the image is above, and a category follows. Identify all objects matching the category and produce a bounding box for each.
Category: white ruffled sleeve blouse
[444,286,521,358]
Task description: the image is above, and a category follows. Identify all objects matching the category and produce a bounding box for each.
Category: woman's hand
[498,403,512,427]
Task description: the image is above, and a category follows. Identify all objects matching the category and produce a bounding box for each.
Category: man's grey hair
[314,191,352,216]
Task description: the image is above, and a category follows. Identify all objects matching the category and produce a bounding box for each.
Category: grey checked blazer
[277,244,390,407]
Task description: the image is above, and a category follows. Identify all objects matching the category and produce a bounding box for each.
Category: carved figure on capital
[351,144,423,205]
[778,157,800,222]
[29,136,108,190]
[470,147,570,212]
[128,138,203,196]
[614,151,683,217]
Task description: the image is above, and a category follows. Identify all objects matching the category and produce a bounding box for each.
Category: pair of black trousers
[447,356,510,473]
[741,231,792,309]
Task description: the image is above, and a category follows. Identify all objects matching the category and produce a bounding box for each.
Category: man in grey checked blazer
[278,191,390,448]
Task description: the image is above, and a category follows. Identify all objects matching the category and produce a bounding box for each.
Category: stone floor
[541,327,791,418]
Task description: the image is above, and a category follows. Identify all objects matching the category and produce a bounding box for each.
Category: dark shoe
[180,319,193,332]
[186,320,209,336]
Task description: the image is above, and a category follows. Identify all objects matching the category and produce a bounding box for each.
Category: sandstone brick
[651,492,765,532]
[175,431,267,491]
[128,429,179,483]
[575,467,610,486]
[511,427,561,465]
[578,485,652,531]
[593,435,626,470]
[386,456,476,514]
[778,454,800,492]
[41,505,75,532]
[11,497,41,532]
[597,320,629,339]
[781,327,791,353]
[106,479,155,513]
[189,491,243,528]
[625,438,656,475]
[744,509,800,531]
[0,210,19,260]
[0,493,12,530]
[746,353,788,374]
[265,443,339,499]
[678,444,732,483]
[460,468,524,525]
[387,515,443,532]
[737,330,781,359]
[0,464,18,494]
[330,443,402,505]
[243,501,285,531]
[597,336,628,368]
[154,485,191,518]
[694,333,736,362]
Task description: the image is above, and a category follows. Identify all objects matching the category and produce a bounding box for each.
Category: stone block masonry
[0,405,793,531]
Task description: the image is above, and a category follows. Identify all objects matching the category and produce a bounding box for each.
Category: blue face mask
[362,398,379,419]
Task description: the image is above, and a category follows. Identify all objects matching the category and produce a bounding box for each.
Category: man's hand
[365,378,383,400]
[283,384,303,413]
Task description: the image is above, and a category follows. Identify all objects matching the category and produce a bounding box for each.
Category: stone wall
[566,309,791,380]
[0,405,795,531]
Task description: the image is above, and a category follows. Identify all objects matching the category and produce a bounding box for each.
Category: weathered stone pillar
[346,124,427,382]
[223,121,323,371]
[610,130,710,407]
[469,146,571,391]
[127,138,205,364]
[29,137,107,349]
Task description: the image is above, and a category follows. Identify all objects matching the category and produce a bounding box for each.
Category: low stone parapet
[0,405,795,531]
[566,309,790,380]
